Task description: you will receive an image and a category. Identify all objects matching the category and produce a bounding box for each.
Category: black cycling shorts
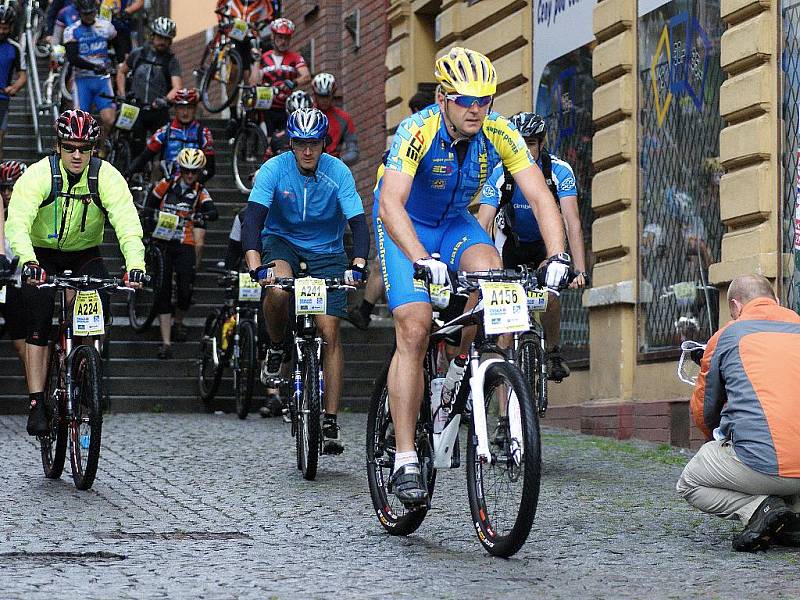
[156,242,196,314]
[23,246,110,346]
[501,238,548,270]
[0,283,26,340]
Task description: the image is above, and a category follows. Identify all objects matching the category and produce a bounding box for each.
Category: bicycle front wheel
[41,342,67,479]
[234,320,257,419]
[365,353,435,536]
[198,312,224,411]
[69,345,103,491]
[200,46,243,113]
[466,361,541,558]
[296,344,321,480]
[128,242,164,333]
[232,122,268,193]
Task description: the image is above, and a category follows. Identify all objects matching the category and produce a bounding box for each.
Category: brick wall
[283,2,389,223]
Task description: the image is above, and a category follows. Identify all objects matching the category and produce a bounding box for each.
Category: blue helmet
[286,108,328,141]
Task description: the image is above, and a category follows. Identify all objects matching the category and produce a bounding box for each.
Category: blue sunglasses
[445,94,493,108]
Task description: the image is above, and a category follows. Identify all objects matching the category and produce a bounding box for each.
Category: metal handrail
[22,0,44,154]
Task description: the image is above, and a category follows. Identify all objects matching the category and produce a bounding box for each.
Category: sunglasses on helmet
[445,94,493,108]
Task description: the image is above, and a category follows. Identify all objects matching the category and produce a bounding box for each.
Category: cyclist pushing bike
[242,107,369,454]
[376,47,570,507]
[0,160,26,365]
[5,110,145,436]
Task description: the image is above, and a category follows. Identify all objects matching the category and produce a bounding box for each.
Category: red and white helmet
[56,109,100,143]
[270,18,295,36]
[312,73,336,96]
[174,87,199,105]
[0,160,26,184]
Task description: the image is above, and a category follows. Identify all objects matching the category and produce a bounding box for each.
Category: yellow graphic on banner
[650,24,673,128]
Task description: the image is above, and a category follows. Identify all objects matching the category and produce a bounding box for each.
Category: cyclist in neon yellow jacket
[6,110,145,436]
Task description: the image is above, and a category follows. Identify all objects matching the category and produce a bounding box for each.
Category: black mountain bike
[39,272,135,490]
[198,268,260,418]
[127,207,165,333]
[231,84,270,194]
[100,94,163,174]
[261,264,355,481]
[367,267,551,557]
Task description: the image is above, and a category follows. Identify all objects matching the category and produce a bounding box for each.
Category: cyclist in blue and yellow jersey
[63,0,127,154]
[242,108,370,454]
[377,47,570,507]
[5,110,145,436]
[477,112,589,382]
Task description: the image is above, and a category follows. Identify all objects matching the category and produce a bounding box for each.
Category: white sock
[393,451,419,474]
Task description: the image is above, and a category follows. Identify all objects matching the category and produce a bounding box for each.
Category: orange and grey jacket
[692,297,800,477]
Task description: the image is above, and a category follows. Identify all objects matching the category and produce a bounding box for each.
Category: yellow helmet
[177,147,206,170]
[434,47,497,96]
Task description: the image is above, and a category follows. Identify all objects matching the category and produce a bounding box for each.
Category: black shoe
[775,513,800,547]
[260,345,285,384]
[259,393,283,418]
[26,398,49,436]
[732,496,794,552]
[347,307,371,331]
[492,416,509,447]
[322,419,344,455]
[546,347,570,381]
[173,323,188,343]
[157,344,172,360]
[388,463,427,507]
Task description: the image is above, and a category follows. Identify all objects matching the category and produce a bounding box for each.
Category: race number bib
[238,273,261,302]
[253,86,273,110]
[73,290,104,336]
[295,277,326,315]
[480,281,529,335]
[526,289,548,312]
[429,283,451,309]
[0,285,6,304]
[152,211,180,241]
[229,18,248,41]
[115,103,140,131]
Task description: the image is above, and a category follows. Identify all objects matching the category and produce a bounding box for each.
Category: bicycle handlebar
[39,271,150,291]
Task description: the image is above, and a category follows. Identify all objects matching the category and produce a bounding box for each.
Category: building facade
[387,0,791,448]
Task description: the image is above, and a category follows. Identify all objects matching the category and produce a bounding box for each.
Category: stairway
[0,58,393,414]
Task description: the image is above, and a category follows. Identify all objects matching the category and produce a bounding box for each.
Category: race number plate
[229,18,248,41]
[253,86,273,110]
[152,211,180,241]
[295,277,327,315]
[73,290,104,336]
[238,273,261,302]
[429,283,451,309]
[0,285,6,304]
[526,289,548,312]
[480,281,529,335]
[115,103,141,131]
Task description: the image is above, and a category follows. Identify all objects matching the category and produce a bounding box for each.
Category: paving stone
[0,413,799,598]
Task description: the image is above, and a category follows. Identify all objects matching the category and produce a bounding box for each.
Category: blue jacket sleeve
[348,214,369,260]
[241,201,268,254]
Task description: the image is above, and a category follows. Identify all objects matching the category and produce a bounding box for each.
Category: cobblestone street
[1,413,799,599]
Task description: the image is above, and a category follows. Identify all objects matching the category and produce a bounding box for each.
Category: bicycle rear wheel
[466,360,540,557]
[69,345,103,491]
[41,341,67,479]
[296,344,321,480]
[198,311,224,411]
[519,334,547,416]
[365,353,435,536]
[232,122,268,193]
[128,242,164,333]
[200,46,243,113]
[234,320,257,419]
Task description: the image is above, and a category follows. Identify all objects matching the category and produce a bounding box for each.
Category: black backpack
[39,155,105,237]
[498,151,559,240]
[131,45,174,93]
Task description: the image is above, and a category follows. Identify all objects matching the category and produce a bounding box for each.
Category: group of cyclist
[0,0,587,510]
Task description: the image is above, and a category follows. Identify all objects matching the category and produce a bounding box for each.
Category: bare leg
[194,228,206,271]
[316,315,342,414]
[24,343,48,394]
[263,259,292,344]
[159,314,171,345]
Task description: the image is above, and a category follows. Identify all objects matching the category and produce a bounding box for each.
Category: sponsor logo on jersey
[481,184,496,198]
[559,176,575,191]
[406,130,425,162]
[432,164,453,175]
[431,179,446,190]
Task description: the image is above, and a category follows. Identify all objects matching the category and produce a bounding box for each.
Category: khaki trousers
[676,439,800,524]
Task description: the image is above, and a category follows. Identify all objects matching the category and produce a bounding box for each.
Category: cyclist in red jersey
[248,18,311,136]
[311,72,358,166]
